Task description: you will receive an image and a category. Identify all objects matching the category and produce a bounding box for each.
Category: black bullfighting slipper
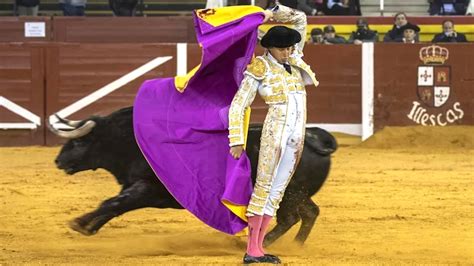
[264,254,281,264]
[243,253,281,264]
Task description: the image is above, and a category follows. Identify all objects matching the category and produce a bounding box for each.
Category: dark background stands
[428,0,470,15]
[109,0,138,16]
[325,0,361,15]
[15,0,39,15]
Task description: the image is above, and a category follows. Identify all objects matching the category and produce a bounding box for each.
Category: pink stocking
[246,215,264,257]
[258,215,272,254]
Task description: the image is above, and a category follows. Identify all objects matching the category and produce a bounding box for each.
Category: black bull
[51,106,337,246]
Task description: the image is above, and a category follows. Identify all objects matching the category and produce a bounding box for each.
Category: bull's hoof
[69,218,97,236]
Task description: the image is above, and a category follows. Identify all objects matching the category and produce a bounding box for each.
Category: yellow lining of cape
[174,64,201,92]
[222,200,249,236]
[196,5,263,28]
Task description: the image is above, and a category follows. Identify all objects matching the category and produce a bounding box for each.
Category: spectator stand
[0,0,206,16]
[260,16,474,42]
[361,0,429,16]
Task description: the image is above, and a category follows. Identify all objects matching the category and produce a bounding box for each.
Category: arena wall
[0,43,45,146]
[1,16,473,43]
[374,43,473,130]
[0,17,52,42]
[51,17,197,43]
[0,17,473,146]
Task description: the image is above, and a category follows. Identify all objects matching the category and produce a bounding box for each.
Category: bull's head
[49,116,102,175]
[50,107,135,176]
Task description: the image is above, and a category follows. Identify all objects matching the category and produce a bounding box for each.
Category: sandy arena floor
[0,127,473,264]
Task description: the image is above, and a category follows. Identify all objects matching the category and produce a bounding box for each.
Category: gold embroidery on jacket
[228,76,259,146]
[245,57,267,80]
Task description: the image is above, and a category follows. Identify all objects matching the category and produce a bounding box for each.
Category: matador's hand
[230,145,244,159]
[263,10,274,23]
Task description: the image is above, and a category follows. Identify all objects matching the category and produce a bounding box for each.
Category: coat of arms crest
[417,45,450,108]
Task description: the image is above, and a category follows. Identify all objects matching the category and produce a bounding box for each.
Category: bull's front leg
[263,199,301,246]
[69,179,159,236]
[294,198,320,244]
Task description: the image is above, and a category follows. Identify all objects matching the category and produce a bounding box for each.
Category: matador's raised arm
[272,4,307,56]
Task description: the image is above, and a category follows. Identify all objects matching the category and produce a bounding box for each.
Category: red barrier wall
[0,16,472,44]
[0,17,52,42]
[0,43,45,145]
[51,17,197,43]
[374,43,473,130]
[44,43,181,145]
[1,43,473,146]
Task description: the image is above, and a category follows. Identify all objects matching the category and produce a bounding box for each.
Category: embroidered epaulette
[245,57,267,80]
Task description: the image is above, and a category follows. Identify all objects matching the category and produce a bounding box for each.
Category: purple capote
[133,10,264,234]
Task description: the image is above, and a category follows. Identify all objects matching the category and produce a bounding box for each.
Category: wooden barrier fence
[0,37,473,146]
[0,16,473,43]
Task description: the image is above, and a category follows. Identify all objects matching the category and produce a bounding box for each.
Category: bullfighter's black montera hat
[261,25,302,48]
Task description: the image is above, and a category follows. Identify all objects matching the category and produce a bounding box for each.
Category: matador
[228,5,319,264]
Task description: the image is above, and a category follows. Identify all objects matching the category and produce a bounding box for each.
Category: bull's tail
[304,127,338,156]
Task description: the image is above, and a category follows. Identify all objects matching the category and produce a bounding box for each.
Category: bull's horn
[55,114,83,128]
[48,120,96,139]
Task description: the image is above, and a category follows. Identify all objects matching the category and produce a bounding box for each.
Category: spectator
[109,0,137,16]
[323,25,346,44]
[428,0,441,15]
[15,0,39,16]
[326,0,361,15]
[449,0,469,14]
[348,18,378,44]
[308,28,324,44]
[278,0,298,9]
[295,0,325,15]
[432,20,468,42]
[400,23,420,44]
[383,12,419,42]
[59,0,65,13]
[260,0,324,15]
[429,0,469,15]
[61,0,86,16]
[255,0,275,9]
[467,0,473,14]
